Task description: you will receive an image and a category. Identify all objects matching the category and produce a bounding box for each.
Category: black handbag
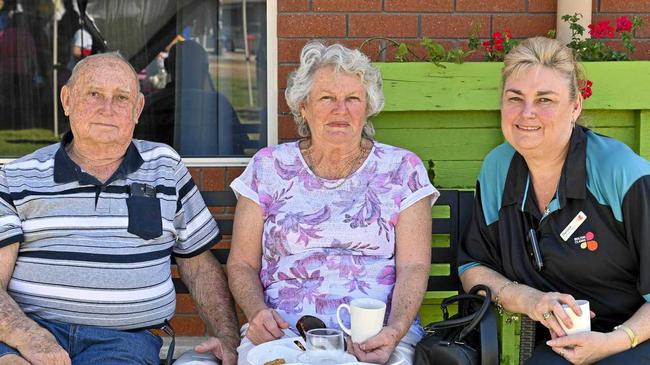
[414,284,499,365]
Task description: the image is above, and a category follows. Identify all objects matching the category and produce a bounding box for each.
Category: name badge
[560,211,587,241]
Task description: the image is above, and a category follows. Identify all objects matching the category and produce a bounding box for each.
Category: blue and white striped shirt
[0,133,219,330]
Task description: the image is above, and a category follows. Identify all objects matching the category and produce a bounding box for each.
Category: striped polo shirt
[0,133,220,330]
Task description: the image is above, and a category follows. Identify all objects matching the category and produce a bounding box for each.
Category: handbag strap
[425,284,493,342]
[426,294,484,330]
[457,284,492,340]
[479,300,499,365]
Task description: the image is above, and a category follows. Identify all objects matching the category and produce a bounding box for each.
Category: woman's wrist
[613,324,638,349]
[607,329,636,355]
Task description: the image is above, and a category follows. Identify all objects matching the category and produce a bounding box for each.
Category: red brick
[349,14,418,37]
[208,206,226,215]
[202,167,225,190]
[279,115,299,139]
[278,65,297,89]
[278,0,309,12]
[492,15,556,38]
[171,265,180,278]
[630,40,650,59]
[528,0,556,13]
[603,39,650,60]
[313,0,381,12]
[188,168,202,189]
[422,15,489,38]
[225,167,245,187]
[279,93,290,114]
[278,39,308,63]
[638,16,650,38]
[600,0,650,12]
[278,14,346,38]
[170,315,206,336]
[384,0,453,12]
[176,294,198,313]
[456,0,525,12]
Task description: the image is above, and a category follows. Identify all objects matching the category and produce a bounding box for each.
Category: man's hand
[245,308,289,345]
[348,326,400,364]
[0,354,30,365]
[13,326,71,365]
[195,337,237,365]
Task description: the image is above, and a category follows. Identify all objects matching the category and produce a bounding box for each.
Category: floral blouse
[231,141,438,338]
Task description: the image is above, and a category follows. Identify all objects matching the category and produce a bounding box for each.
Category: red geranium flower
[492,31,502,40]
[616,16,633,32]
[580,79,593,100]
[589,20,615,38]
[482,40,492,52]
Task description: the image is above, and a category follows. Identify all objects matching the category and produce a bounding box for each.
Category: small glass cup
[302,328,345,363]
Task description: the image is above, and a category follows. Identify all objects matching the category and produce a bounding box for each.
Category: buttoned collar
[502,126,588,212]
[53,131,144,185]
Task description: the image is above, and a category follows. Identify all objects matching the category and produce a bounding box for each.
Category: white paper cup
[336,298,386,343]
[555,299,590,335]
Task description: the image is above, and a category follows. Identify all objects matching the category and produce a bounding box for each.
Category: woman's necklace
[301,139,370,190]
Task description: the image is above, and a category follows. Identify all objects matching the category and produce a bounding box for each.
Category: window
[0,0,276,164]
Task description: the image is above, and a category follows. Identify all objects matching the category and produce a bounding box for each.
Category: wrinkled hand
[546,331,619,364]
[529,292,584,338]
[13,326,71,365]
[348,326,400,364]
[245,308,289,345]
[0,354,30,365]
[195,337,238,365]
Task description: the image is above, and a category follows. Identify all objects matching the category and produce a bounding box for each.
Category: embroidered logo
[573,231,598,251]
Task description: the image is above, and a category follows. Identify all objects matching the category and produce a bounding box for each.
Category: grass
[0,129,59,157]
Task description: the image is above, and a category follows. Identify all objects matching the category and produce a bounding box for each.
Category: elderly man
[0,53,239,364]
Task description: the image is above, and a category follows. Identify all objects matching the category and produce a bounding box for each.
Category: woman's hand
[348,326,400,364]
[245,308,289,345]
[546,330,630,364]
[528,291,583,337]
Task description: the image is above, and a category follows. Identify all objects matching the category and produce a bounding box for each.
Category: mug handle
[336,303,352,336]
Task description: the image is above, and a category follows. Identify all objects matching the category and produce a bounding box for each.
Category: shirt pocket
[126,195,163,240]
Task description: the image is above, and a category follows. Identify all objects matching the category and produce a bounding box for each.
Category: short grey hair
[285,41,384,138]
[67,52,141,94]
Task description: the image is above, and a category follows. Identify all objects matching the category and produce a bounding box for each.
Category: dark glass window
[0,0,267,158]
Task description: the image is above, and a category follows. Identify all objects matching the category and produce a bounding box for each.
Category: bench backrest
[174,189,474,297]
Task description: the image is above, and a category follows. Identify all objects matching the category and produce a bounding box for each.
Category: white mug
[555,299,591,335]
[336,298,386,343]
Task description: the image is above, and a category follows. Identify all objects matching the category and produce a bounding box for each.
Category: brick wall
[173,0,650,337]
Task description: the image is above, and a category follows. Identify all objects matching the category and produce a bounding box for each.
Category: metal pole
[242,0,253,106]
[52,0,59,136]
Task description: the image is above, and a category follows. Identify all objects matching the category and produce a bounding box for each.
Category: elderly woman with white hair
[227,41,438,364]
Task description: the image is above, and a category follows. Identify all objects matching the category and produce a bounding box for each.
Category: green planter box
[372,61,650,364]
[373,61,650,189]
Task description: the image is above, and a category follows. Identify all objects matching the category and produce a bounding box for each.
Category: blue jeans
[0,314,162,364]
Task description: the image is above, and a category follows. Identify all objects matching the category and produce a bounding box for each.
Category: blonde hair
[502,37,585,102]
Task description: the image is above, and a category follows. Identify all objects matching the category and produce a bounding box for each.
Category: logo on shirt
[573,231,598,251]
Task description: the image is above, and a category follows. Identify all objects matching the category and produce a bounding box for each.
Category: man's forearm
[177,252,240,349]
[0,288,38,347]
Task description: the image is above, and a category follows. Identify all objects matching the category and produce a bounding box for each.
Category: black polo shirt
[459,126,650,332]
